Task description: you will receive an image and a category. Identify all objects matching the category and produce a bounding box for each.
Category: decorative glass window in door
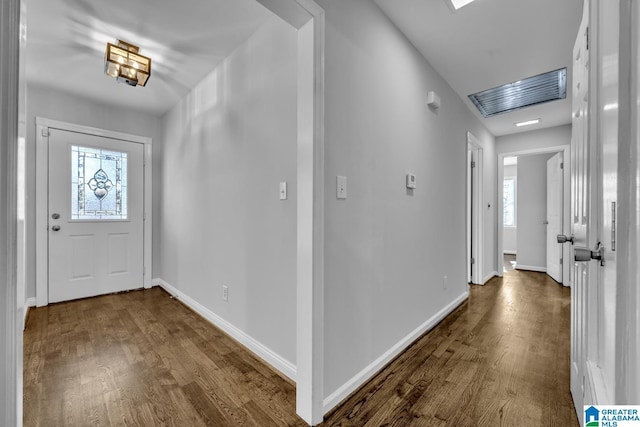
[71,145,128,220]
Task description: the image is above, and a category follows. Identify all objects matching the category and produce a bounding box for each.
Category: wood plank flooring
[24,268,578,426]
[23,287,306,427]
[322,269,578,426]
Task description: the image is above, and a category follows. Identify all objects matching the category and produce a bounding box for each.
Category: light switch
[337,176,347,199]
[406,173,416,189]
[280,181,287,200]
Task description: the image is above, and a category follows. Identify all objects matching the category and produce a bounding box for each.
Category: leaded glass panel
[71,145,128,220]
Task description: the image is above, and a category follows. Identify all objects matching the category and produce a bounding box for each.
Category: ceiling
[26,0,583,135]
[374,0,583,136]
[26,0,272,116]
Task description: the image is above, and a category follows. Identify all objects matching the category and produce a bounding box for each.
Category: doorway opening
[497,145,570,285]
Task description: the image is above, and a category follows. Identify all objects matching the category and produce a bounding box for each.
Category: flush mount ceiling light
[469,68,567,118]
[515,119,541,127]
[445,0,476,11]
[104,40,151,87]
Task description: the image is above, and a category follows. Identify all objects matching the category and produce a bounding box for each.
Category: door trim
[467,132,484,285]
[35,117,153,307]
[497,145,571,285]
[616,0,640,403]
[0,0,21,424]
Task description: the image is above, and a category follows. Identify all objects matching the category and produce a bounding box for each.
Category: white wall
[155,16,298,367]
[496,124,571,154]
[317,0,496,404]
[24,83,162,300]
[503,164,517,254]
[516,153,553,270]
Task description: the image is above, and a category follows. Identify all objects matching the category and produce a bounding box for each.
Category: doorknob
[51,225,61,231]
[543,220,549,225]
[51,213,60,220]
[574,242,604,266]
[557,234,574,244]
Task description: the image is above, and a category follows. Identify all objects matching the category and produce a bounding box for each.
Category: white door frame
[616,0,640,403]
[0,0,21,425]
[35,117,153,307]
[467,132,484,285]
[497,145,571,285]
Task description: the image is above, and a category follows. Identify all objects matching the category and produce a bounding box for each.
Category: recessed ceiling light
[445,0,476,11]
[515,119,541,127]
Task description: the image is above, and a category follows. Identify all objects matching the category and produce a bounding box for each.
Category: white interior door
[48,129,144,303]
[467,148,473,283]
[546,152,563,283]
[571,0,621,421]
[467,133,483,285]
[586,0,619,407]
[570,1,591,418]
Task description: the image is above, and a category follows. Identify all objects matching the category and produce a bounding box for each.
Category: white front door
[546,152,563,283]
[47,129,144,303]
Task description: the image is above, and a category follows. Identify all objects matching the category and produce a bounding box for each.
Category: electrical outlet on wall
[223,285,228,302]
[337,176,347,199]
[443,275,448,290]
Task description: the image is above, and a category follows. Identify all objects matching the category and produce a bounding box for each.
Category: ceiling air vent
[468,68,567,118]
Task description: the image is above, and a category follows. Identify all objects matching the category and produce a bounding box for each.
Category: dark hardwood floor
[322,268,578,426]
[24,267,578,426]
[23,287,306,427]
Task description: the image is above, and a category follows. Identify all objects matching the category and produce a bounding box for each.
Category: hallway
[23,268,577,426]
[324,269,577,426]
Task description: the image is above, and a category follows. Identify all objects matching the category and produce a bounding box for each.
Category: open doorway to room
[498,146,570,285]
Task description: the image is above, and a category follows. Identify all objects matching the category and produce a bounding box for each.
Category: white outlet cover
[337,176,347,199]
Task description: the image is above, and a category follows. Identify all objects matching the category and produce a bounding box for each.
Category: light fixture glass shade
[104,40,151,87]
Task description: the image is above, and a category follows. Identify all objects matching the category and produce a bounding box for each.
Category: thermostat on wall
[406,173,416,189]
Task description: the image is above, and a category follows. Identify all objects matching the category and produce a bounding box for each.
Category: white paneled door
[48,129,144,303]
[570,0,591,417]
[546,152,563,283]
[571,0,621,421]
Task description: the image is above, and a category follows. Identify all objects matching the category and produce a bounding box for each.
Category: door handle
[557,234,574,244]
[51,225,61,231]
[574,242,604,266]
[543,220,549,225]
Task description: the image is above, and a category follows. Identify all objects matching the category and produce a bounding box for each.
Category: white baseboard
[586,360,611,404]
[515,264,547,273]
[152,278,296,382]
[322,291,469,414]
[503,250,517,255]
[483,271,498,284]
[23,297,36,331]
